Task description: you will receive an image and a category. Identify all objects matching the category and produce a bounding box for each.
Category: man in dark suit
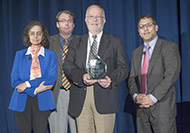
[64,5,129,133]
[48,10,78,133]
[128,14,181,133]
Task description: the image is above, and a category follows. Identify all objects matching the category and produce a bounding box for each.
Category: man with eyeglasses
[128,14,181,133]
[64,5,129,133]
[48,10,78,133]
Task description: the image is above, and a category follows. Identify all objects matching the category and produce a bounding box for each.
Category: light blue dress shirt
[133,36,158,103]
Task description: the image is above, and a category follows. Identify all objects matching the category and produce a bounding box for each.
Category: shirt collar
[144,36,158,49]
[59,35,73,45]
[26,46,45,57]
[88,31,103,42]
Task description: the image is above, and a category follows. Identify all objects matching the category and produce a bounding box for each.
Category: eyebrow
[29,31,42,32]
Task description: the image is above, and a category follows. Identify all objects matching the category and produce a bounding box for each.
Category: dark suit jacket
[49,34,80,105]
[128,38,181,118]
[64,32,129,118]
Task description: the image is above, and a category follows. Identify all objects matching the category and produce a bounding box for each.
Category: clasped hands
[16,81,52,94]
[135,94,155,108]
[83,73,111,88]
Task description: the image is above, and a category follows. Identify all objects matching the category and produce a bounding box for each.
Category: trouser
[49,89,77,133]
[76,86,115,133]
[15,96,50,133]
[136,108,177,133]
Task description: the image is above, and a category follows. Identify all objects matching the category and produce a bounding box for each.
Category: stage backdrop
[0,0,190,133]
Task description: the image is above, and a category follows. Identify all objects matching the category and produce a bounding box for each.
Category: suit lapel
[24,53,32,79]
[53,35,62,69]
[80,34,88,68]
[148,38,162,75]
[98,33,110,58]
[39,54,45,76]
[137,45,144,75]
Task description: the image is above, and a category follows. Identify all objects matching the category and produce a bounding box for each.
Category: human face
[56,13,75,37]
[85,6,106,34]
[29,25,43,45]
[138,17,158,44]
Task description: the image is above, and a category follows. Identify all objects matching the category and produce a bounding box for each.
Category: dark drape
[1,0,190,132]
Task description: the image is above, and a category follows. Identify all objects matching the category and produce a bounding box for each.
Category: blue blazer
[9,47,57,112]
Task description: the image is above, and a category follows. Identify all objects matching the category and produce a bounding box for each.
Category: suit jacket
[64,32,129,118]
[128,38,181,118]
[9,47,57,112]
[49,34,80,104]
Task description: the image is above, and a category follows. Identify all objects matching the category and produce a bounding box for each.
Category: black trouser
[15,96,50,133]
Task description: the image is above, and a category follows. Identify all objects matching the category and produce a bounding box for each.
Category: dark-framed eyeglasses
[58,19,73,24]
[86,15,104,20]
[138,22,155,29]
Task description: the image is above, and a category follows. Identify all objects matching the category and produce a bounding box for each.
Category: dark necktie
[62,39,71,90]
[88,35,97,63]
[141,44,150,94]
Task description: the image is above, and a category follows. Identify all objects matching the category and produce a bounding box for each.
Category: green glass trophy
[86,55,107,79]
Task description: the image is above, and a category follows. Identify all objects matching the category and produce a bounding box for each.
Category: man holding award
[64,5,129,133]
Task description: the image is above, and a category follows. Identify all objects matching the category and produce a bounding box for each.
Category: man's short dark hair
[138,14,157,26]
[56,10,76,24]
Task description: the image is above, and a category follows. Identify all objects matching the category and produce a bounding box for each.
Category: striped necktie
[88,35,97,63]
[141,44,150,94]
[62,39,71,90]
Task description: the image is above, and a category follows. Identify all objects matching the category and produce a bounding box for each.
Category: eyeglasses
[86,15,104,20]
[29,31,42,37]
[138,22,155,29]
[58,19,73,24]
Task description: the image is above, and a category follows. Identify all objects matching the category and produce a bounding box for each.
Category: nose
[65,21,69,25]
[143,26,149,30]
[93,16,98,21]
[34,33,38,37]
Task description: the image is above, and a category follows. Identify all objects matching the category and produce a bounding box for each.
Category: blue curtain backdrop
[0,0,190,132]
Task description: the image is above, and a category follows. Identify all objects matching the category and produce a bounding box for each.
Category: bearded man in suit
[64,5,129,133]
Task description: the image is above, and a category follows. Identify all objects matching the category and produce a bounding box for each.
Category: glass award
[86,55,107,79]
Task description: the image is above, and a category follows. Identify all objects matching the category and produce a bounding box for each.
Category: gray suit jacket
[64,32,129,118]
[128,38,181,118]
[49,34,80,105]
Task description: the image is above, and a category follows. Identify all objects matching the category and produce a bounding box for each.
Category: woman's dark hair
[23,20,50,48]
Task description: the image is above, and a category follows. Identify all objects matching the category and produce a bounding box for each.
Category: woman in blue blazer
[9,21,57,133]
